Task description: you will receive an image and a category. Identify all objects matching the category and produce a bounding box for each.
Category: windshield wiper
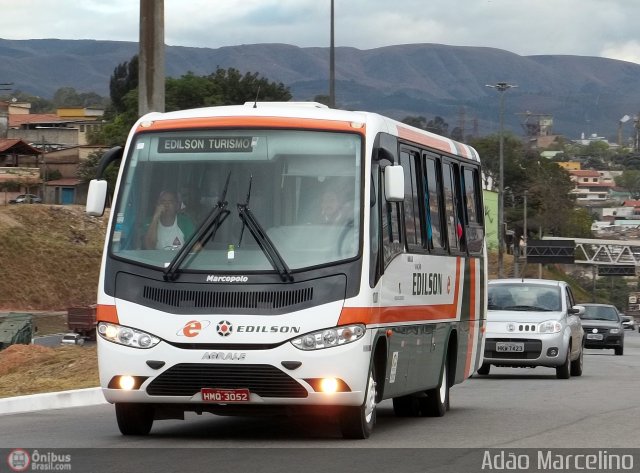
[237,176,293,282]
[163,172,232,281]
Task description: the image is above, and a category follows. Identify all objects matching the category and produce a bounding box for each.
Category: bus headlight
[98,322,161,349]
[291,324,365,351]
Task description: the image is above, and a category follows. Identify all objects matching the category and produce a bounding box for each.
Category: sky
[1,0,640,64]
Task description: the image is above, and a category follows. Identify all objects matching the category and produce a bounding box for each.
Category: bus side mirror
[384,165,404,202]
[86,179,108,217]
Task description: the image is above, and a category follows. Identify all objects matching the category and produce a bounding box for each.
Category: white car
[478,279,584,379]
[61,333,85,346]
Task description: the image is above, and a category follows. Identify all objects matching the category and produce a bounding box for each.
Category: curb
[0,387,107,415]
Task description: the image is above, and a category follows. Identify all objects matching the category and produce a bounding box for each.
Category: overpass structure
[542,237,640,271]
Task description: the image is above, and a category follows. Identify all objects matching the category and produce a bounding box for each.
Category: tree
[109,55,139,115]
[76,150,119,198]
[615,170,640,198]
[401,116,428,130]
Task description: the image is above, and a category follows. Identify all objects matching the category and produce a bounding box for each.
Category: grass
[0,344,98,398]
[0,205,108,310]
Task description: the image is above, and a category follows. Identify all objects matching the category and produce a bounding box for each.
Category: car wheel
[420,358,449,417]
[556,347,571,379]
[615,346,624,356]
[339,362,377,439]
[115,403,154,436]
[476,363,491,376]
[570,345,583,376]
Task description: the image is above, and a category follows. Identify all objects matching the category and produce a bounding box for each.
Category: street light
[486,82,517,278]
[329,0,335,108]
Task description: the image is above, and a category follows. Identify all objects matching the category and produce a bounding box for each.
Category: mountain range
[2,38,640,141]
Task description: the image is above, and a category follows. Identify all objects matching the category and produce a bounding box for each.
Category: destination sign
[158,136,257,153]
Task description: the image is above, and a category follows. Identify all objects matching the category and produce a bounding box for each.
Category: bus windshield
[110,129,362,272]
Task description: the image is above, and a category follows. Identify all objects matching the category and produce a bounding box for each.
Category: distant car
[9,194,42,204]
[579,304,624,356]
[478,279,584,379]
[61,333,85,346]
[618,313,637,331]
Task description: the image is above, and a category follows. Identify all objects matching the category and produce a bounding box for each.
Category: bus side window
[462,166,484,254]
[399,149,422,251]
[423,155,443,250]
[442,161,465,253]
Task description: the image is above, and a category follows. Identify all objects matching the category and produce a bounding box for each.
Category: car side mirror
[570,305,585,316]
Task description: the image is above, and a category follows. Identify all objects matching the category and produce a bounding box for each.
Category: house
[568,169,615,202]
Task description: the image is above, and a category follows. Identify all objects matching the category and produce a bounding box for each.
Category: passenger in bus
[143,190,195,250]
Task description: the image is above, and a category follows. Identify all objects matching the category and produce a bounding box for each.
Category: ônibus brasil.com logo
[7,449,30,472]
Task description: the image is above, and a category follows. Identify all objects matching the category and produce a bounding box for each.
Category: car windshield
[581,305,619,321]
[488,283,561,311]
[109,129,362,272]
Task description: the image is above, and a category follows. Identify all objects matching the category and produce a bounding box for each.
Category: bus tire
[420,358,449,417]
[339,363,377,439]
[476,363,490,375]
[392,395,421,417]
[115,403,154,436]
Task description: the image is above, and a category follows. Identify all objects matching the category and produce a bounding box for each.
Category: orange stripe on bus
[338,305,458,325]
[97,304,119,324]
[138,116,363,133]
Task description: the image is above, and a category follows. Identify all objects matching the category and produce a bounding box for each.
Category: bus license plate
[201,388,250,402]
[496,342,524,352]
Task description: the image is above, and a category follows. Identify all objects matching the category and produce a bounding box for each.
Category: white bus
[87,102,486,439]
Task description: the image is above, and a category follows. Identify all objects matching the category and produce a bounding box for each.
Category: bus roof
[136,103,480,162]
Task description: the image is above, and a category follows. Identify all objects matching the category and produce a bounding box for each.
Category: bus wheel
[392,395,421,417]
[115,403,154,436]
[339,364,377,439]
[420,359,449,417]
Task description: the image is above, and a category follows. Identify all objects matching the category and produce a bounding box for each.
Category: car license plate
[496,342,524,352]
[587,333,603,340]
[201,388,250,402]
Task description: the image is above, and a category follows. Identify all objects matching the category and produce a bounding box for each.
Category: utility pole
[486,82,517,278]
[139,0,165,115]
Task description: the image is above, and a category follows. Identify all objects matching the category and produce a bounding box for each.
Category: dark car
[9,194,42,204]
[578,304,624,355]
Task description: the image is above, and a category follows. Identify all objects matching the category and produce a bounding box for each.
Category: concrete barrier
[0,387,107,415]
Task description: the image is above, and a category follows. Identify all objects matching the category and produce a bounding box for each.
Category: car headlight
[610,328,621,334]
[291,324,366,351]
[98,322,161,349]
[538,320,562,333]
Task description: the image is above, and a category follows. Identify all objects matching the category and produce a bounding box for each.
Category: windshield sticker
[158,137,257,153]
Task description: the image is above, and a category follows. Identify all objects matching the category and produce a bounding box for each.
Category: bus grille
[146,363,309,398]
[142,286,313,310]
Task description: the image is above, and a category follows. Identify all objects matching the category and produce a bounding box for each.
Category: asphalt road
[2,331,640,472]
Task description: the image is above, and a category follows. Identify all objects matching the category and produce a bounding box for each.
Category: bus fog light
[119,375,135,390]
[320,378,339,393]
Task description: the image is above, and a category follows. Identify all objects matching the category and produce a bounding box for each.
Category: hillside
[2,39,640,138]
[0,204,108,310]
